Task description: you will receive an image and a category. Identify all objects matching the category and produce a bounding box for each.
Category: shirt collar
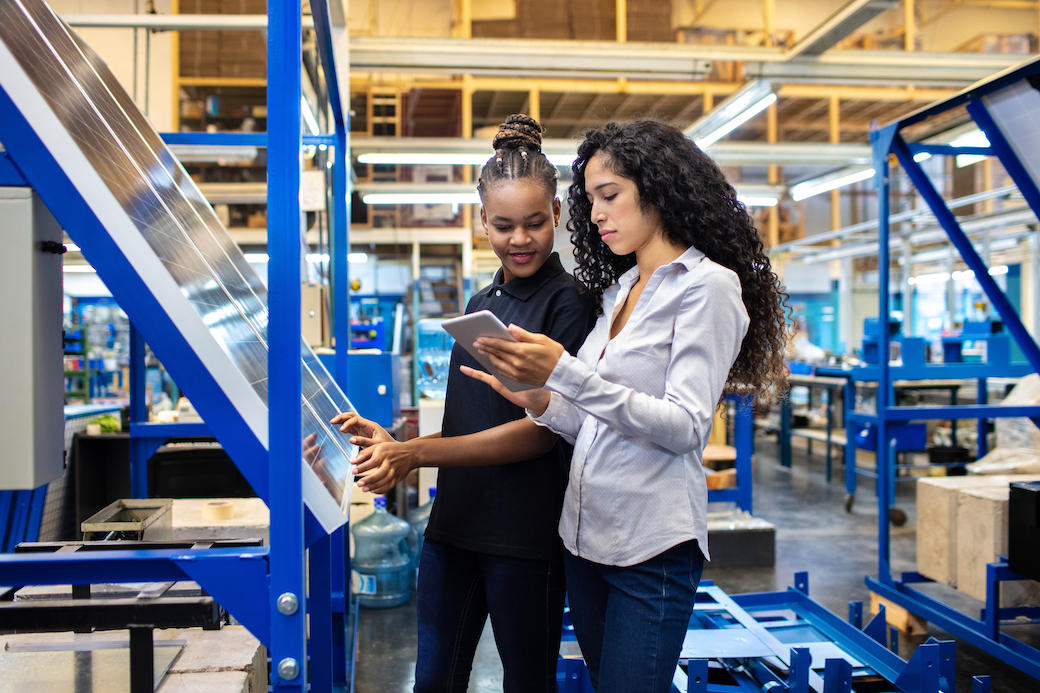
[490,252,566,300]
[617,246,705,287]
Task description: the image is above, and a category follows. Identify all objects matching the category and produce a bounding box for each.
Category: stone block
[956,486,1040,606]
[916,475,1040,586]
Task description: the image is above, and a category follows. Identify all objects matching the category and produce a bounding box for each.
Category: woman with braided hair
[332,114,596,692]
[463,120,789,692]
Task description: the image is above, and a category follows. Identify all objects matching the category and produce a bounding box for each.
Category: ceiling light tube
[696,93,777,148]
[348,252,369,264]
[686,81,777,149]
[362,193,480,205]
[790,166,875,201]
[301,96,321,136]
[736,194,779,207]
[951,129,991,168]
[357,152,576,167]
[62,265,96,273]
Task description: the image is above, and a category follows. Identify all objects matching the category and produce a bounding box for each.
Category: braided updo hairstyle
[477,114,559,201]
[568,120,790,402]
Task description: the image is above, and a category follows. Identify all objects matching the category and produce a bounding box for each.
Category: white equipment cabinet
[0,188,65,489]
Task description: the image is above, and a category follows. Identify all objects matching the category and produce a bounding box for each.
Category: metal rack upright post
[854,56,1040,682]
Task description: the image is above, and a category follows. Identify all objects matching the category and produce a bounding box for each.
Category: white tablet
[442,310,540,392]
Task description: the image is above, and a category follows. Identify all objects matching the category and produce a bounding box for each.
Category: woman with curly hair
[463,119,788,693]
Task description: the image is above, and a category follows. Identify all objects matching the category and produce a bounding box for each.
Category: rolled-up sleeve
[543,271,749,456]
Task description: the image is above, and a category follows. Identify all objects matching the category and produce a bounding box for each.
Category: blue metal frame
[159,132,337,147]
[559,574,973,693]
[707,395,754,513]
[267,3,307,689]
[0,4,355,690]
[861,55,1040,682]
[0,150,27,185]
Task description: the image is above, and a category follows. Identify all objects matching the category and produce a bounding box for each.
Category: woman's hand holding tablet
[442,311,540,393]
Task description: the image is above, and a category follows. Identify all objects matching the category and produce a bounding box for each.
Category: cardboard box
[916,475,1040,586]
[956,486,1040,606]
[705,467,736,490]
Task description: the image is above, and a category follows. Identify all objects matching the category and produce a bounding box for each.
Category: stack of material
[171,498,269,546]
[706,511,775,569]
[178,0,267,80]
[0,626,265,693]
[917,475,1040,606]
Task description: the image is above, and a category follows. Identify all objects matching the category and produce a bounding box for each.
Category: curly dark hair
[477,114,558,201]
[567,120,789,401]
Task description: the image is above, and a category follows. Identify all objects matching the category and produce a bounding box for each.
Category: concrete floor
[354,437,1040,692]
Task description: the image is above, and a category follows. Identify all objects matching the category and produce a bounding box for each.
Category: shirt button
[551,416,557,422]
[496,289,502,296]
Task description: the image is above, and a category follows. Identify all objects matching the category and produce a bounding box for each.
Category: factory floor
[353,436,1039,693]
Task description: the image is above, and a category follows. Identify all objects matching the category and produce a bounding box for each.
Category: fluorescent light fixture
[908,271,950,285]
[951,129,991,168]
[348,252,369,264]
[168,145,259,164]
[362,192,480,205]
[686,81,776,148]
[696,94,776,148]
[360,153,486,166]
[63,265,96,273]
[244,253,270,262]
[65,243,81,252]
[790,166,874,201]
[909,265,1007,285]
[951,266,1008,280]
[301,96,320,136]
[306,253,330,263]
[357,152,576,167]
[913,152,931,162]
[951,129,990,147]
[737,194,779,207]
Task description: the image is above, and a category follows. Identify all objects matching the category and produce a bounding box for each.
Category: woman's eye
[605,194,618,202]
[494,226,511,232]
[529,221,545,228]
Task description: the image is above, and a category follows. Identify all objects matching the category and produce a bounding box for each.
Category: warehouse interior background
[4,0,1040,692]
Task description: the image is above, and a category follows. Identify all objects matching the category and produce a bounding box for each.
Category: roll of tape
[202,500,235,520]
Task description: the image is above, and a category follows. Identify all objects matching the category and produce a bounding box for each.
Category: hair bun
[492,114,544,153]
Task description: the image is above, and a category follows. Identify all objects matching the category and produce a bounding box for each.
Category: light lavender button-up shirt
[530,246,749,566]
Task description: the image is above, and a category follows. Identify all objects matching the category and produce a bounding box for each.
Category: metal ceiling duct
[785,0,899,59]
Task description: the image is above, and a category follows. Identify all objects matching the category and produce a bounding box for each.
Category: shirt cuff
[528,391,566,430]
[544,350,591,400]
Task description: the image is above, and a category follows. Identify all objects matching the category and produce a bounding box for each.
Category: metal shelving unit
[857,56,1040,682]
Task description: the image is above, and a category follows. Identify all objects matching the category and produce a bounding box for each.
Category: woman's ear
[479,205,489,235]
[553,197,562,227]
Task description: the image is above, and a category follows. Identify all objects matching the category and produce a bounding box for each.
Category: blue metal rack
[558,574,983,693]
[0,2,354,690]
[856,56,1040,682]
[707,395,755,513]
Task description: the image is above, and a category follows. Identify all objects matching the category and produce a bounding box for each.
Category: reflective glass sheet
[0,0,356,511]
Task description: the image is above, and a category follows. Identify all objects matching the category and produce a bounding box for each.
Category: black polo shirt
[424,252,596,561]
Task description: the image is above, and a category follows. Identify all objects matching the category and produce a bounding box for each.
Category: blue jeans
[414,538,567,693]
[563,540,705,693]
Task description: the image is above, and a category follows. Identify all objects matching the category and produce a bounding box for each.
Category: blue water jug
[407,488,437,588]
[351,497,411,608]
